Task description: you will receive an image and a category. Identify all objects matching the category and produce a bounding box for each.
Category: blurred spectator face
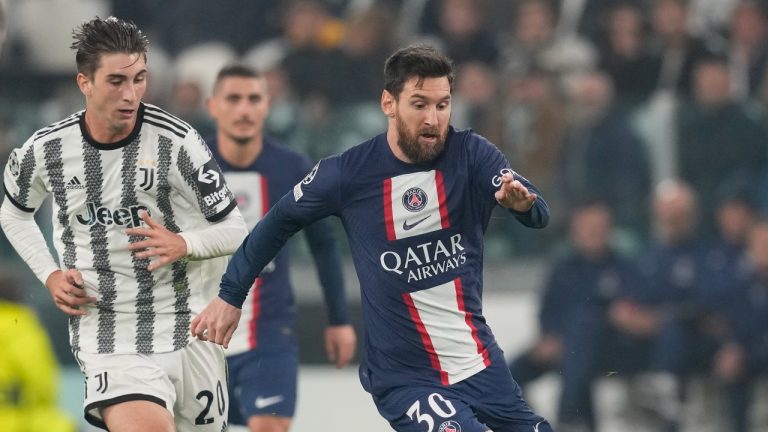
[716,199,756,245]
[693,61,731,108]
[283,0,326,46]
[652,0,688,40]
[344,6,392,56]
[171,81,203,115]
[507,72,555,104]
[565,71,614,125]
[748,222,768,273]
[439,0,483,41]
[457,62,496,105]
[608,4,644,58]
[515,0,555,49]
[207,76,270,145]
[570,204,613,258]
[730,2,767,48]
[653,181,698,244]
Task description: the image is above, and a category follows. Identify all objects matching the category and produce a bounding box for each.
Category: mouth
[419,132,439,144]
[117,108,135,118]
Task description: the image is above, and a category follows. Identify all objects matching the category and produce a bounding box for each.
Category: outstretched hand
[190,297,242,349]
[494,172,537,212]
[127,211,188,271]
[45,268,97,316]
[324,325,357,368]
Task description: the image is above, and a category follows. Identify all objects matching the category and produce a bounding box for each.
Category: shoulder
[141,103,194,139]
[30,111,83,144]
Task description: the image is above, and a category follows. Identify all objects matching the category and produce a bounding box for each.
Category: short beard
[395,115,445,164]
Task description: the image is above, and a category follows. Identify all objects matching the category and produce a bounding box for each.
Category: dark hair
[213,64,263,91]
[71,16,149,77]
[383,44,454,98]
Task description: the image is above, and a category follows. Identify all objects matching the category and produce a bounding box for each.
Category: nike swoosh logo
[254,395,284,409]
[402,215,431,231]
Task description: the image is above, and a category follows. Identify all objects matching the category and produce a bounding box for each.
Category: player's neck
[218,132,263,168]
[386,129,413,164]
[83,110,135,144]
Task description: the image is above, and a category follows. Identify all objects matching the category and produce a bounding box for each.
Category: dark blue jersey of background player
[208,135,350,355]
[218,126,548,390]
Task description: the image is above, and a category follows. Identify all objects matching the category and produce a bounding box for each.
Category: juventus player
[0,17,247,431]
[194,45,554,432]
[205,65,356,432]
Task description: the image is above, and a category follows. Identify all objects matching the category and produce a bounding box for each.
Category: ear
[205,96,216,117]
[381,90,395,118]
[76,73,91,97]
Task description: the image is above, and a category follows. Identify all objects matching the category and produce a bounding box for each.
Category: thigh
[380,386,490,432]
[171,339,229,431]
[76,351,175,430]
[229,349,299,422]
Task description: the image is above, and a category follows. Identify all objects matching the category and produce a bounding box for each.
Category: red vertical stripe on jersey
[403,292,450,385]
[435,170,450,229]
[383,178,396,241]
[454,278,490,366]
[260,176,270,215]
[248,278,262,349]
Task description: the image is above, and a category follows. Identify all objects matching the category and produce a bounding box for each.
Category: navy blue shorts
[226,348,298,424]
[370,360,553,432]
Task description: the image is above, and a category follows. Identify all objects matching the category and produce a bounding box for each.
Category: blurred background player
[205,64,356,432]
[0,272,76,432]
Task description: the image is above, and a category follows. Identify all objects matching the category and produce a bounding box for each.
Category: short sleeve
[3,138,48,212]
[175,131,237,222]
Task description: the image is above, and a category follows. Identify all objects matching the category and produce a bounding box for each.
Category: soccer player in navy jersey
[193,45,554,432]
[1,17,247,431]
[205,64,356,432]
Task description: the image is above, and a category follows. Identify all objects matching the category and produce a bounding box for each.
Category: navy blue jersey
[220,127,549,390]
[209,137,348,355]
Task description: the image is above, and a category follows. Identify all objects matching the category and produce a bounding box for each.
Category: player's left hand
[126,211,188,271]
[494,172,537,212]
[325,325,356,368]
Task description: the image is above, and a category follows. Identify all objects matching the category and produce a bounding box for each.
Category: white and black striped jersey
[3,103,237,355]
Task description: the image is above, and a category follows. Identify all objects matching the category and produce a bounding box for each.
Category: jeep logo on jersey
[8,150,20,177]
[76,202,149,227]
[380,234,467,283]
[402,187,428,212]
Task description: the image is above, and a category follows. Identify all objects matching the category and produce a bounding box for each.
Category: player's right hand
[191,297,241,349]
[45,268,97,316]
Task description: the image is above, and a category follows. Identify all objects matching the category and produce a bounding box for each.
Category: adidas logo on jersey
[65,176,86,190]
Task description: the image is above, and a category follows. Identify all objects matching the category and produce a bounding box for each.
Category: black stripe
[144,112,188,136]
[144,118,186,138]
[156,136,191,350]
[82,141,118,353]
[207,200,237,222]
[85,394,167,430]
[10,145,38,209]
[144,105,191,131]
[35,118,80,140]
[3,188,34,212]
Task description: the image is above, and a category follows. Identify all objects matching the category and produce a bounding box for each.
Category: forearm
[220,199,305,308]
[0,199,59,284]
[305,219,350,325]
[179,207,248,260]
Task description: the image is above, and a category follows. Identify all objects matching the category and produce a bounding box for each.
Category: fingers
[140,210,159,228]
[65,268,84,287]
[325,336,337,364]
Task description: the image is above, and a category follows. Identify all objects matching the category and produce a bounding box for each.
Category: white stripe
[390,171,442,239]
[409,280,487,384]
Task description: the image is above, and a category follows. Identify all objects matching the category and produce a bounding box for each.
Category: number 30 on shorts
[406,392,458,432]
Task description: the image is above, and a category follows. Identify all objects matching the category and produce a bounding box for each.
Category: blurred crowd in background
[4,0,768,430]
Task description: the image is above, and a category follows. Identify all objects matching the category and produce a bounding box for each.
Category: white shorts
[75,339,228,430]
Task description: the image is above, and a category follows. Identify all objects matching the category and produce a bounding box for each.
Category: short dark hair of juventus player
[0,17,248,432]
[205,64,357,432]
[193,44,554,432]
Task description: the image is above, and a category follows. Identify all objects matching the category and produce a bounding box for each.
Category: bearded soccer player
[0,17,247,431]
[193,45,553,432]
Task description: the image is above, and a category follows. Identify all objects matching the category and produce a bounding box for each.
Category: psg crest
[438,420,462,432]
[402,187,428,212]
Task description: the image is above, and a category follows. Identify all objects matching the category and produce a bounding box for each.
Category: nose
[424,105,438,126]
[122,82,138,102]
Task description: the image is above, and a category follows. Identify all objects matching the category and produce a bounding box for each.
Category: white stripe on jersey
[222,171,269,355]
[403,278,490,385]
[384,170,449,241]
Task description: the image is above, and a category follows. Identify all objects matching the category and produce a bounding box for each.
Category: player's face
[78,52,147,137]
[207,76,269,145]
[391,76,451,163]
